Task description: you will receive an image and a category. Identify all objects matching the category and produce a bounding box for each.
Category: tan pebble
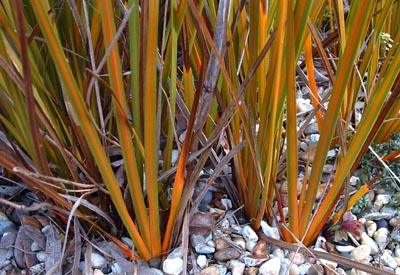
[253,240,268,257]
[389,216,400,227]
[200,266,220,275]
[214,248,241,262]
[350,245,371,262]
[325,241,339,254]
[214,237,230,251]
[245,267,258,275]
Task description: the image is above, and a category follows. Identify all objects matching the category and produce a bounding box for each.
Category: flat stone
[335,245,355,253]
[360,232,379,254]
[350,245,371,262]
[381,250,398,268]
[242,256,268,267]
[259,257,281,275]
[374,227,389,249]
[214,237,230,251]
[214,247,241,262]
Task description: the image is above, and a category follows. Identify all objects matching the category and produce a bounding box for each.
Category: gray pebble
[91,252,106,269]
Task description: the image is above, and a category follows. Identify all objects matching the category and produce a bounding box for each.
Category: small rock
[389,216,400,228]
[335,245,355,253]
[298,263,312,275]
[214,237,230,251]
[381,250,398,268]
[137,267,164,275]
[242,225,258,243]
[350,245,371,262]
[259,257,281,275]
[360,232,379,254]
[396,244,400,258]
[167,247,183,259]
[191,234,215,254]
[232,237,246,250]
[364,212,393,221]
[374,194,391,210]
[304,123,319,135]
[242,256,268,267]
[30,263,45,274]
[0,221,16,237]
[306,263,324,275]
[272,248,285,258]
[215,264,227,275]
[91,253,106,269]
[309,134,320,143]
[163,257,183,275]
[245,240,256,253]
[197,255,207,269]
[288,252,305,265]
[364,221,377,237]
[289,263,300,275]
[121,237,133,248]
[31,241,43,252]
[373,227,389,249]
[111,262,123,274]
[230,260,245,275]
[279,258,291,275]
[260,221,280,240]
[36,251,47,262]
[245,267,258,275]
[253,240,268,257]
[220,199,232,210]
[214,248,241,262]
[93,270,104,275]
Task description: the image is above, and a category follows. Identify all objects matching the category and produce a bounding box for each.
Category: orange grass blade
[32,0,151,259]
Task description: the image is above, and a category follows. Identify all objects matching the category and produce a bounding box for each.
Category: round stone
[197,255,207,269]
[259,257,281,275]
[90,253,106,269]
[162,257,183,275]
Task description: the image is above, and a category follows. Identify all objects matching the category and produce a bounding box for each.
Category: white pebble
[361,232,379,254]
[197,255,207,269]
[373,227,389,249]
[259,257,281,275]
[162,258,183,275]
[36,251,47,262]
[242,225,258,242]
[260,221,280,240]
[381,250,398,269]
